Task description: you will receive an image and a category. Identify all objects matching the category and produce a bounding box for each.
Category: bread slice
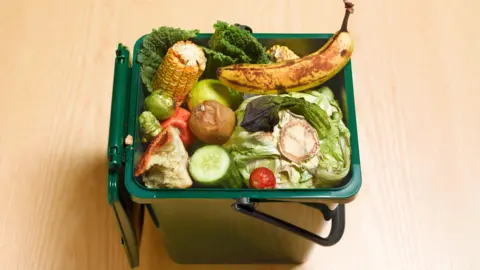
[135,126,193,189]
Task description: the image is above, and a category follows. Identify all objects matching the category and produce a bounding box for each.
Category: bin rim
[124,32,362,204]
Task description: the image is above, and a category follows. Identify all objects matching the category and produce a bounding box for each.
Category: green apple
[188,79,244,111]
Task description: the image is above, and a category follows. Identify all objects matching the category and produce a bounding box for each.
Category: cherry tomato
[249,167,276,189]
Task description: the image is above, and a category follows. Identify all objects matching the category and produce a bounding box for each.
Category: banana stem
[340,0,354,32]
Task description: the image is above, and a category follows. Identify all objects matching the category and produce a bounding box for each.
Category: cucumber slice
[189,145,232,186]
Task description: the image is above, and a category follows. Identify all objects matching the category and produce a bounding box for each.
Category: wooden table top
[1,0,479,269]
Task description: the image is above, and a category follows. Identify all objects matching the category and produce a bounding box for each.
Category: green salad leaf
[222,126,281,186]
[137,26,200,91]
[223,89,351,188]
[240,95,331,138]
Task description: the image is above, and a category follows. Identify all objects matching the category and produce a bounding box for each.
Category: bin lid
[108,168,144,269]
[107,44,144,269]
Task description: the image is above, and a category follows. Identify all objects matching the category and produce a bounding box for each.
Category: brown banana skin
[217,1,355,95]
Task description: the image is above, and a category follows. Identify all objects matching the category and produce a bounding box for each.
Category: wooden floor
[1,0,479,269]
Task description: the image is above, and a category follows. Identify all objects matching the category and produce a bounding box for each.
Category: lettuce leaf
[223,90,351,188]
[223,112,281,186]
[290,89,351,187]
[239,95,331,138]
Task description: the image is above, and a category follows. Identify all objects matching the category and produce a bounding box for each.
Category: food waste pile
[133,1,355,190]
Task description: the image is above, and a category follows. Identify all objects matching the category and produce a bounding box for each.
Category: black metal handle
[232,199,345,247]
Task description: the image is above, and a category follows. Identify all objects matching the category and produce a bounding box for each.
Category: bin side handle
[232,199,345,247]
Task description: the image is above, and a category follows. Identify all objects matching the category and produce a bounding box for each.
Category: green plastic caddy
[107,28,362,269]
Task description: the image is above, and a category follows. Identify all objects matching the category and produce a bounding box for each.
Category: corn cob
[151,40,207,106]
[266,45,300,62]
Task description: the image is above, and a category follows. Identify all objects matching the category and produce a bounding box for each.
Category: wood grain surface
[0,0,479,269]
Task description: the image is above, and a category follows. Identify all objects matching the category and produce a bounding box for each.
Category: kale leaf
[201,21,271,78]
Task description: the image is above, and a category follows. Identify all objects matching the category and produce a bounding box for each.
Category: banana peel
[217,1,355,95]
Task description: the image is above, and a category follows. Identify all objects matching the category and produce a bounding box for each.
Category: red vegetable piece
[161,107,195,146]
[135,127,172,177]
[249,167,276,189]
[168,107,191,122]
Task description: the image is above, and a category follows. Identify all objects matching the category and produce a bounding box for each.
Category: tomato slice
[249,167,276,189]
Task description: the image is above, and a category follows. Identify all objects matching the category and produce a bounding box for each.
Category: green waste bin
[107,27,362,269]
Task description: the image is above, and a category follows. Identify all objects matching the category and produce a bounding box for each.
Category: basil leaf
[240,96,279,132]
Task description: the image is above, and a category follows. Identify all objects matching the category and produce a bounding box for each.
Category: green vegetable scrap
[144,90,176,121]
[317,86,335,100]
[188,79,244,111]
[223,90,351,188]
[188,145,243,188]
[137,26,200,91]
[201,47,236,79]
[137,21,271,83]
[201,21,271,78]
[290,89,351,187]
[139,111,162,143]
[240,95,331,138]
[209,21,270,63]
